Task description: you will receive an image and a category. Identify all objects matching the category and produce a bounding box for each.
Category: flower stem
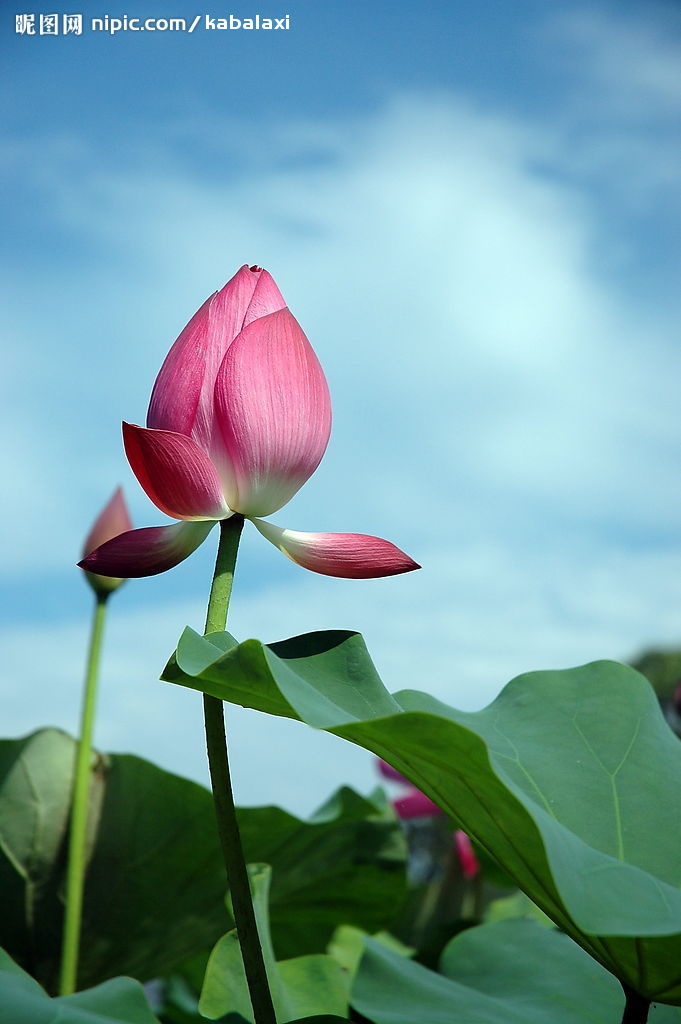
[202,516,277,1024]
[620,984,651,1024]
[59,593,109,995]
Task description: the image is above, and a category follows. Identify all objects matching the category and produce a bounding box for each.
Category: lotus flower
[80,265,419,580]
[377,759,479,878]
[81,487,133,596]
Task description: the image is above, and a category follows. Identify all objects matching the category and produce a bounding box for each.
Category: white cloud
[548,6,681,117]
[540,6,681,208]
[4,87,680,562]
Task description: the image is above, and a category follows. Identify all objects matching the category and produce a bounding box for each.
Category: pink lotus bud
[377,758,409,784]
[375,761,479,877]
[393,789,444,819]
[81,487,133,597]
[376,758,444,819]
[81,266,419,581]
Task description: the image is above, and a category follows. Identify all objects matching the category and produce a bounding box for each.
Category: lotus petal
[124,422,230,520]
[147,266,285,456]
[79,521,216,578]
[251,519,420,578]
[215,310,332,517]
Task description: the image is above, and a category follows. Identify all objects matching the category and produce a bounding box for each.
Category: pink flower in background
[81,487,133,597]
[454,829,479,879]
[394,788,444,820]
[81,265,419,581]
[377,759,479,878]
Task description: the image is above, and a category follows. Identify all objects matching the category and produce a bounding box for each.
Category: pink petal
[147,266,286,457]
[124,423,230,520]
[377,759,409,784]
[215,309,332,516]
[251,519,421,578]
[82,486,133,558]
[454,830,480,878]
[393,789,443,819]
[78,521,215,578]
[240,265,289,328]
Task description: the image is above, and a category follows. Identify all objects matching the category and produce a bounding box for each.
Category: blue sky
[2,0,680,812]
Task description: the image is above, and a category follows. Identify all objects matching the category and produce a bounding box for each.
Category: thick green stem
[59,593,109,995]
[620,984,651,1024]
[203,516,277,1024]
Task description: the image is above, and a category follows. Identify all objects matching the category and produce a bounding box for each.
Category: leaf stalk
[620,984,651,1024]
[59,592,109,995]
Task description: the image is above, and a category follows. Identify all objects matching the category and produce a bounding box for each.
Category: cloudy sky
[2,0,680,812]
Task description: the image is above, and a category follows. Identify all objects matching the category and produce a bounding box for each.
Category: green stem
[202,516,277,1024]
[59,593,109,995]
[620,984,651,1024]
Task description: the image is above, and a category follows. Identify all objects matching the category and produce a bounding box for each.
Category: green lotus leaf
[351,920,681,1023]
[200,864,349,1022]
[0,728,405,991]
[0,947,160,1024]
[163,628,681,1003]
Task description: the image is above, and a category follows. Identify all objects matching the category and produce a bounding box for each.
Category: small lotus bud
[81,487,133,597]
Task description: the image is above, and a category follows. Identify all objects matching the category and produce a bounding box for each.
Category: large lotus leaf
[0,948,160,1024]
[200,864,349,1022]
[238,784,406,959]
[0,729,405,992]
[327,925,414,981]
[0,730,102,988]
[76,751,228,988]
[84,763,403,983]
[0,730,228,992]
[350,920,681,1024]
[163,628,681,1003]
